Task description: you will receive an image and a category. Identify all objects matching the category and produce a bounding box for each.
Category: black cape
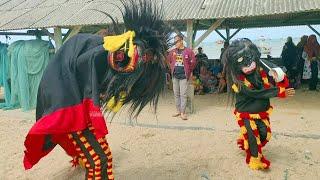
[24,34,109,169]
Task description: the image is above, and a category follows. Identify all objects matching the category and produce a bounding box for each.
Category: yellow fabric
[240,126,247,134]
[249,120,257,130]
[112,103,123,113]
[93,155,99,161]
[262,118,272,141]
[106,91,127,113]
[244,139,249,150]
[266,132,272,141]
[89,149,95,155]
[111,91,127,113]
[101,144,108,149]
[103,31,136,57]
[244,79,251,87]
[80,137,86,142]
[78,158,85,168]
[249,114,261,119]
[232,84,239,93]
[240,68,271,91]
[127,32,135,57]
[266,107,273,114]
[94,159,101,166]
[106,96,116,109]
[261,118,270,128]
[262,77,268,84]
[248,155,267,170]
[84,142,90,148]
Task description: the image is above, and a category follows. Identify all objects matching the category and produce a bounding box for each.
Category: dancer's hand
[285,88,295,97]
[269,70,278,80]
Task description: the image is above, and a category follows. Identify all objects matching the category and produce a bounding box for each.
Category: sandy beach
[0,89,320,180]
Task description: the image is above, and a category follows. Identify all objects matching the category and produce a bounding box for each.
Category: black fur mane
[100,0,171,118]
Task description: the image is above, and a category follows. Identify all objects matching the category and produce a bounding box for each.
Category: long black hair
[100,0,171,118]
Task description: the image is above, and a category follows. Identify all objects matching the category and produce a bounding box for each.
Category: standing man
[220,42,229,58]
[194,47,208,76]
[168,34,196,120]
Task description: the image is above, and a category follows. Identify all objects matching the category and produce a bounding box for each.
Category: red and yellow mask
[103,31,153,73]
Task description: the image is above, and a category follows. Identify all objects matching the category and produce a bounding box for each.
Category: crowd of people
[192,45,227,95]
[165,34,320,119]
[281,34,320,91]
[167,34,320,96]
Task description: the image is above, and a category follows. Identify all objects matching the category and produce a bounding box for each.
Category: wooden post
[53,27,63,52]
[229,28,242,40]
[41,28,54,39]
[226,27,230,42]
[63,26,83,43]
[215,29,227,41]
[192,20,199,43]
[186,19,194,48]
[186,19,194,113]
[307,25,320,37]
[194,19,224,47]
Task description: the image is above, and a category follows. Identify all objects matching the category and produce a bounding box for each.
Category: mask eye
[115,51,125,62]
[237,57,243,63]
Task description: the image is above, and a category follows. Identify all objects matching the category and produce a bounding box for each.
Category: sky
[0,28,64,44]
[197,25,320,42]
[0,25,320,44]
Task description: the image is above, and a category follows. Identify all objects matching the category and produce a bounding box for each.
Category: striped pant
[237,118,271,170]
[67,127,114,180]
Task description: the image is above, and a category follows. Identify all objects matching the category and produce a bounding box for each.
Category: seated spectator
[194,47,208,76]
[206,71,218,93]
[217,72,227,93]
[191,75,204,95]
[211,60,223,76]
[200,66,218,94]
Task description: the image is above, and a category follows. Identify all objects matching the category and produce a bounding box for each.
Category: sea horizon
[199,37,301,59]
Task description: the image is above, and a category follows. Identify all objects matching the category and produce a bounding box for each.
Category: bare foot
[180,113,188,120]
[172,112,181,117]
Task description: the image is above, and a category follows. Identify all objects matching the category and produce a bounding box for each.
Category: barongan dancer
[23,1,171,179]
[224,38,295,170]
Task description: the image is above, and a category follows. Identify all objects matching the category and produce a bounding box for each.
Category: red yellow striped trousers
[67,126,114,180]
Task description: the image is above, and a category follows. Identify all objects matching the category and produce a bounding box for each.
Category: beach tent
[4,39,50,111]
